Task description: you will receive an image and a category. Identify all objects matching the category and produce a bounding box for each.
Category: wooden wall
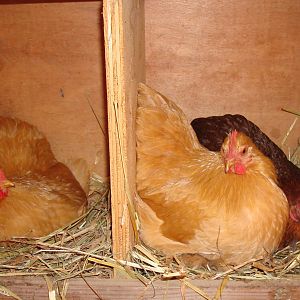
[145,0,299,152]
[0,1,108,177]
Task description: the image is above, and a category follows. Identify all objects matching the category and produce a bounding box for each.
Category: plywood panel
[0,1,108,177]
[145,0,299,152]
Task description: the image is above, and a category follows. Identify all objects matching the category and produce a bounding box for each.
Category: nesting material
[281,108,300,167]
[292,148,300,168]
[129,241,300,282]
[0,112,298,297]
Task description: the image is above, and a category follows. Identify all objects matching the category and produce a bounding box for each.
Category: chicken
[191,114,300,246]
[0,117,87,240]
[136,83,289,266]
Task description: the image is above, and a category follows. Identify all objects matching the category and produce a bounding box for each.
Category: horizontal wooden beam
[0,277,300,299]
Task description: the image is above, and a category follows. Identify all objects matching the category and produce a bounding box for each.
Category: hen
[136,83,288,266]
[191,114,300,246]
[0,117,87,240]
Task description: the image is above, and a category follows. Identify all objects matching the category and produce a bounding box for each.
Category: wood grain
[145,0,300,152]
[103,0,145,261]
[0,1,108,177]
[0,277,300,299]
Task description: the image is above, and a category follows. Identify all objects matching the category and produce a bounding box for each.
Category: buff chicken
[191,114,300,246]
[136,83,289,267]
[0,117,88,240]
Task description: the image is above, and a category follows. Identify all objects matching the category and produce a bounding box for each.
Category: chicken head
[221,130,276,180]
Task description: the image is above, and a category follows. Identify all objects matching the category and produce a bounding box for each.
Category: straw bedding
[0,110,298,299]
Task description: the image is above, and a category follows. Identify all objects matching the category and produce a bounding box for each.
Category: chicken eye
[241,147,248,155]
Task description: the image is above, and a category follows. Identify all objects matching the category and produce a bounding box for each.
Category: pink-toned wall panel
[0,2,108,176]
[145,0,299,152]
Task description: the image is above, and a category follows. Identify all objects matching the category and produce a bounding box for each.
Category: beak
[225,160,234,173]
[2,180,15,188]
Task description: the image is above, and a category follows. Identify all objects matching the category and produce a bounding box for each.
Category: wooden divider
[103,0,145,261]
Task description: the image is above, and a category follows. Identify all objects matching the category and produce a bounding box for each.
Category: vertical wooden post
[103,0,145,261]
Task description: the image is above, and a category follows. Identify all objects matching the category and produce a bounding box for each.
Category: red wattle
[234,163,246,175]
[0,189,8,200]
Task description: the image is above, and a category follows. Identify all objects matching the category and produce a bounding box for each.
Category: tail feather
[138,83,187,116]
[137,83,202,156]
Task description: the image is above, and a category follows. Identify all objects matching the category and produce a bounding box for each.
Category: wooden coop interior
[0,0,299,298]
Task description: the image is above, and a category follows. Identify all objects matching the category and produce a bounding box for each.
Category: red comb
[227,130,238,156]
[229,129,238,145]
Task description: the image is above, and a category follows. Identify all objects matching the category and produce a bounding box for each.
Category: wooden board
[0,277,300,299]
[0,0,99,4]
[0,1,108,177]
[103,0,145,260]
[145,0,300,152]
